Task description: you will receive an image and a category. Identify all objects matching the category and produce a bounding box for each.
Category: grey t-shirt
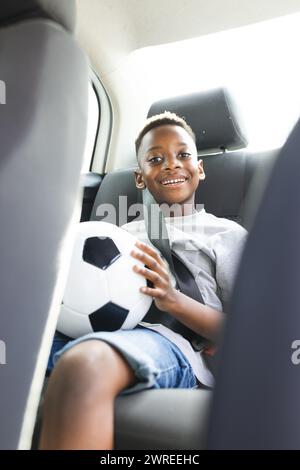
[122,209,247,387]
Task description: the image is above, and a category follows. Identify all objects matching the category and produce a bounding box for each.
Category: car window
[81,82,99,173]
[130,11,300,152]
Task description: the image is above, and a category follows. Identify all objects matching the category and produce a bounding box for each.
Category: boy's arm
[166,291,224,343]
[131,240,224,343]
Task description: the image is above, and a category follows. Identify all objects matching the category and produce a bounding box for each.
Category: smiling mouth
[160,177,188,187]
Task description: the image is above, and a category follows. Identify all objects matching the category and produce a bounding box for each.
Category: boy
[39,112,247,449]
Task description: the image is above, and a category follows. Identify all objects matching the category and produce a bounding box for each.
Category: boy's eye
[148,156,163,165]
[178,152,191,159]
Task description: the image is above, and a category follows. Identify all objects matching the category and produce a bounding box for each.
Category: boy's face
[135,125,205,208]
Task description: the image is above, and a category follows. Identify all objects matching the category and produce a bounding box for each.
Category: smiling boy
[135,118,204,212]
[40,112,247,450]
[123,111,247,383]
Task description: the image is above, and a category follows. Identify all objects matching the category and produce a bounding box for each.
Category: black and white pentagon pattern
[83,236,121,270]
[89,302,129,332]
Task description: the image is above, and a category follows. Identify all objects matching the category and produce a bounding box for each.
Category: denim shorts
[47,325,198,396]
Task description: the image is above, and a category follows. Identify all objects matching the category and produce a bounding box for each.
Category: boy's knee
[55,340,114,379]
[52,340,135,395]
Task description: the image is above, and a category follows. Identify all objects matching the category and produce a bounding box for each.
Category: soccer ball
[57,221,152,339]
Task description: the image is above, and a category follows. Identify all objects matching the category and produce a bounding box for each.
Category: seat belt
[141,188,209,351]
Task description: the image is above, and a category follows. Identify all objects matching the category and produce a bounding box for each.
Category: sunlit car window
[130,12,300,152]
[81,82,99,173]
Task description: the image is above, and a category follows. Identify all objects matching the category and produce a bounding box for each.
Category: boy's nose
[164,155,182,170]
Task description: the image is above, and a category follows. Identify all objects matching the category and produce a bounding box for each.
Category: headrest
[148,88,248,153]
[0,0,76,32]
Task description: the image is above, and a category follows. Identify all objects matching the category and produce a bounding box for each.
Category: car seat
[89,88,278,449]
[0,0,89,449]
[208,115,300,449]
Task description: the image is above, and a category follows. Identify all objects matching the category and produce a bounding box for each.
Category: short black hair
[135,111,196,157]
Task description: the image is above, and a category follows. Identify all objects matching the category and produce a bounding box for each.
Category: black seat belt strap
[142,188,208,349]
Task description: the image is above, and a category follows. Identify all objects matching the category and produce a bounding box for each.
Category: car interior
[1,0,300,451]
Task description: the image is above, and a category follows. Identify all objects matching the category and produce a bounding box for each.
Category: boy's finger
[133,264,166,287]
[131,249,169,281]
[134,264,160,284]
[133,241,168,269]
[140,285,164,299]
[135,240,162,263]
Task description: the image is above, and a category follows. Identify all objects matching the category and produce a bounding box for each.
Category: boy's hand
[131,240,179,313]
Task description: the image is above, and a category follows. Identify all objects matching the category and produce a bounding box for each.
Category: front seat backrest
[0,0,88,449]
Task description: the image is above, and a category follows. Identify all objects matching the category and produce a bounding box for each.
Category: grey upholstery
[91,169,142,225]
[208,118,300,449]
[148,88,248,152]
[115,389,211,450]
[0,0,76,32]
[0,0,88,449]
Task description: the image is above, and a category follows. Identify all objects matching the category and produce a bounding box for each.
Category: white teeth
[162,178,186,185]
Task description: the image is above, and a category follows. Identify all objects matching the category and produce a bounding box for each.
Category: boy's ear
[134,169,146,189]
[198,159,206,181]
